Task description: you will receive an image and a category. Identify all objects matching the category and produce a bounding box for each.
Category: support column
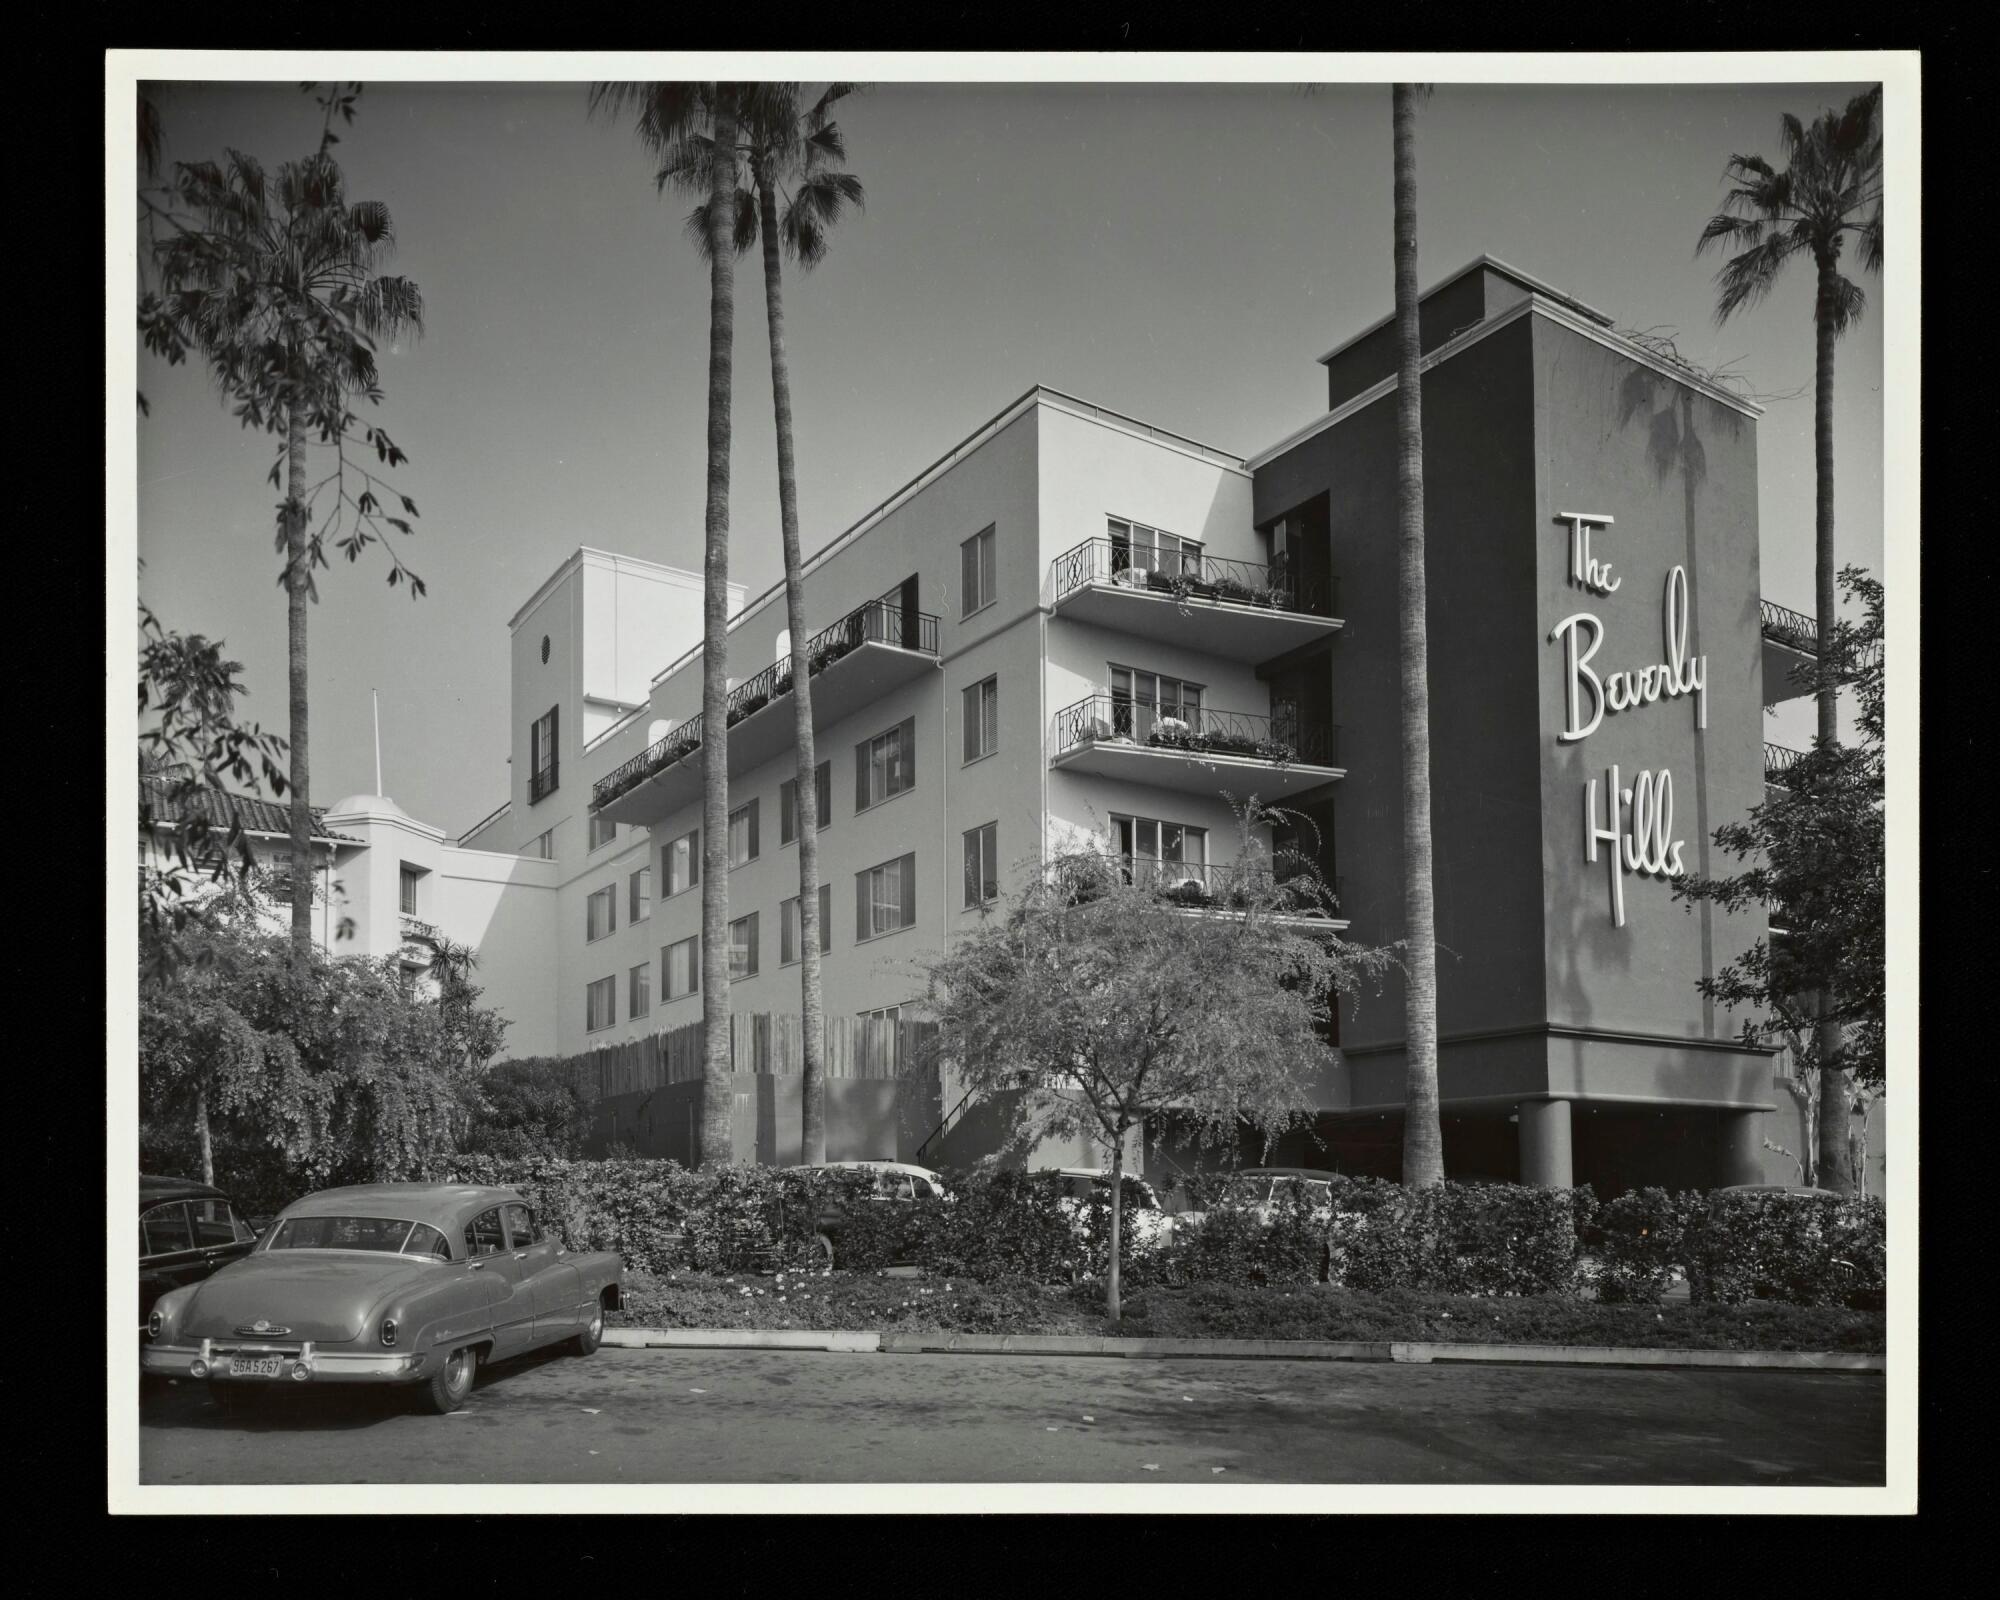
[1716,1107,1767,1187]
[1518,1098,1574,1188]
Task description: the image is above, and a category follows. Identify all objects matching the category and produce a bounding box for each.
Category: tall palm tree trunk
[1392,84,1444,1188]
[283,394,314,961]
[698,91,741,1166]
[755,166,829,1166]
[1812,253,1851,1193]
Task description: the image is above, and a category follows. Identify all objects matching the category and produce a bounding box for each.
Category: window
[780,762,832,845]
[1112,814,1208,886]
[857,853,917,941]
[1107,518,1202,580]
[663,830,699,897]
[728,913,760,981]
[961,524,997,617]
[781,884,834,965]
[663,935,700,1000]
[529,828,555,860]
[589,814,617,851]
[629,960,651,1019]
[464,1207,507,1258]
[403,1223,452,1260]
[189,1198,253,1248]
[530,706,559,802]
[503,1204,542,1248]
[855,718,917,812]
[1110,666,1204,739]
[963,677,999,763]
[399,865,422,916]
[857,1004,905,1074]
[728,799,760,868]
[586,884,617,942]
[629,866,651,923]
[963,822,999,908]
[586,974,616,1032]
[140,1202,193,1259]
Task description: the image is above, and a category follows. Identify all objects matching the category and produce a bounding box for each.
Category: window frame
[857,853,918,943]
[662,934,701,1001]
[728,798,761,869]
[585,883,618,943]
[629,959,652,1020]
[856,719,916,813]
[398,864,422,917]
[530,706,560,803]
[962,675,999,765]
[961,524,998,619]
[585,974,617,1032]
[780,761,833,846]
[588,814,617,852]
[780,883,834,966]
[727,911,760,982]
[963,821,999,909]
[662,829,700,899]
[629,864,652,924]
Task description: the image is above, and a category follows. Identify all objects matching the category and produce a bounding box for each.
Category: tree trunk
[283,394,313,962]
[1107,1131,1125,1323]
[757,164,827,1168]
[1391,84,1444,1188]
[1812,254,1852,1195]
[195,1081,213,1187]
[698,91,740,1166]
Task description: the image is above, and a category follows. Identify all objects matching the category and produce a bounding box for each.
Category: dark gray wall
[1322,265,1532,409]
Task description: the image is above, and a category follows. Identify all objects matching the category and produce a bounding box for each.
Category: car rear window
[265,1216,417,1253]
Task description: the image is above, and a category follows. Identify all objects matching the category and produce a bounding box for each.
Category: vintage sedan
[139,1174,261,1338]
[142,1183,624,1414]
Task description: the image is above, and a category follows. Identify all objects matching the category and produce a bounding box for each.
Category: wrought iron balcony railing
[1050,538,1338,617]
[1760,598,1820,656]
[1764,742,1806,786]
[529,762,559,805]
[1091,855,1346,919]
[592,597,941,811]
[1051,693,1339,769]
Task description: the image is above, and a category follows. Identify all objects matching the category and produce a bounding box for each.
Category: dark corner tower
[1249,256,1778,1191]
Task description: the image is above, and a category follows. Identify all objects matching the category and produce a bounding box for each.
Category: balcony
[1048,694,1345,801]
[1084,855,1349,933]
[1049,539,1343,662]
[1761,598,1882,705]
[1764,741,1805,788]
[592,597,941,825]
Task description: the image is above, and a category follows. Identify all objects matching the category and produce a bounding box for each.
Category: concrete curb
[605,1325,1881,1372]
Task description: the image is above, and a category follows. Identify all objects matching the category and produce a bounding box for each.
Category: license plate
[227,1356,284,1379]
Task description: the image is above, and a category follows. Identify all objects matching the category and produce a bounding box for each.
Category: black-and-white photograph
[110,52,1916,1512]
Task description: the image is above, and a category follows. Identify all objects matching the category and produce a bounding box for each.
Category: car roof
[1236,1168,1339,1181]
[140,1173,232,1207]
[1052,1168,1154,1182]
[276,1183,523,1230]
[794,1161,945,1180]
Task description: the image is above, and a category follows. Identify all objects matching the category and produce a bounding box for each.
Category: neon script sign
[1549,513,1705,926]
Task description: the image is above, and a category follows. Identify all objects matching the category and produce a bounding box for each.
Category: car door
[187,1197,258,1276]
[504,1203,579,1345]
[463,1205,533,1359]
[139,1201,208,1330]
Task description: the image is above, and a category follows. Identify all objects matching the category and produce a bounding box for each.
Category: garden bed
[607,1271,1885,1353]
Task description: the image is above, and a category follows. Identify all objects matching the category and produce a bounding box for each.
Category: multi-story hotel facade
[409,255,1874,1194]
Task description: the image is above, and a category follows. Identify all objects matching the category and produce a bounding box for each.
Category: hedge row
[418,1156,1885,1309]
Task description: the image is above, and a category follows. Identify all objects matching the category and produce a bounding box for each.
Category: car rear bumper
[142,1339,431,1384]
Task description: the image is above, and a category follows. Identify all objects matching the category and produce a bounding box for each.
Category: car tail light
[380,1318,397,1347]
[147,1310,163,1339]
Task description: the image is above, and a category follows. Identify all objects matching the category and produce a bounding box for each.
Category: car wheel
[425,1345,477,1414]
[573,1302,605,1357]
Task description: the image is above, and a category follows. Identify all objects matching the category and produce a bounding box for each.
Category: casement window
[1107,517,1202,581]
[1109,666,1204,738]
[629,865,651,924]
[780,762,832,845]
[781,884,834,965]
[855,718,917,812]
[662,830,699,898]
[728,799,760,868]
[530,707,559,802]
[585,975,616,1032]
[728,913,760,981]
[961,524,997,618]
[1111,814,1207,884]
[963,676,999,763]
[663,935,700,1000]
[857,1003,905,1074]
[528,829,555,861]
[585,884,617,942]
[963,822,999,909]
[589,814,617,851]
[628,961,651,1019]
[857,853,918,941]
[399,865,421,916]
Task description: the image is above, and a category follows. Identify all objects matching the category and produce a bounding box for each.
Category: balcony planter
[1161,879,1212,908]
[1112,566,1150,589]
[1210,575,1275,608]
[726,690,770,728]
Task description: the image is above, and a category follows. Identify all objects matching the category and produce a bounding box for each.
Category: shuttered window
[857,853,917,941]
[728,799,760,868]
[585,884,617,942]
[961,525,997,617]
[963,822,999,908]
[780,761,832,845]
[663,830,699,897]
[855,717,916,812]
[781,884,833,965]
[728,913,760,980]
[663,935,700,1000]
[629,961,651,1019]
[585,975,615,1032]
[963,677,998,763]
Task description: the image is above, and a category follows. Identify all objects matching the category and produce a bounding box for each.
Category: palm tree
[655,84,866,1166]
[1391,84,1444,1188]
[591,82,746,1165]
[1696,86,1882,1194]
[144,96,424,965]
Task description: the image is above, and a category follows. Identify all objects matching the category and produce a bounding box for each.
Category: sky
[132,76,1886,837]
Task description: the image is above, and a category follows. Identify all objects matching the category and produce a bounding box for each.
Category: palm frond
[1711,229,1806,324]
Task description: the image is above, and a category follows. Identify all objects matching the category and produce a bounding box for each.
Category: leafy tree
[1696,86,1882,1190]
[916,805,1393,1319]
[460,1058,594,1161]
[137,597,290,983]
[1674,568,1884,1189]
[1391,83,1444,1186]
[140,82,426,964]
[591,81,747,1164]
[654,83,866,1164]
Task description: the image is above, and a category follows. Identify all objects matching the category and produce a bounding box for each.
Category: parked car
[782,1160,951,1267]
[1169,1167,1344,1228]
[1048,1169,1176,1252]
[142,1183,624,1415]
[139,1174,262,1339]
